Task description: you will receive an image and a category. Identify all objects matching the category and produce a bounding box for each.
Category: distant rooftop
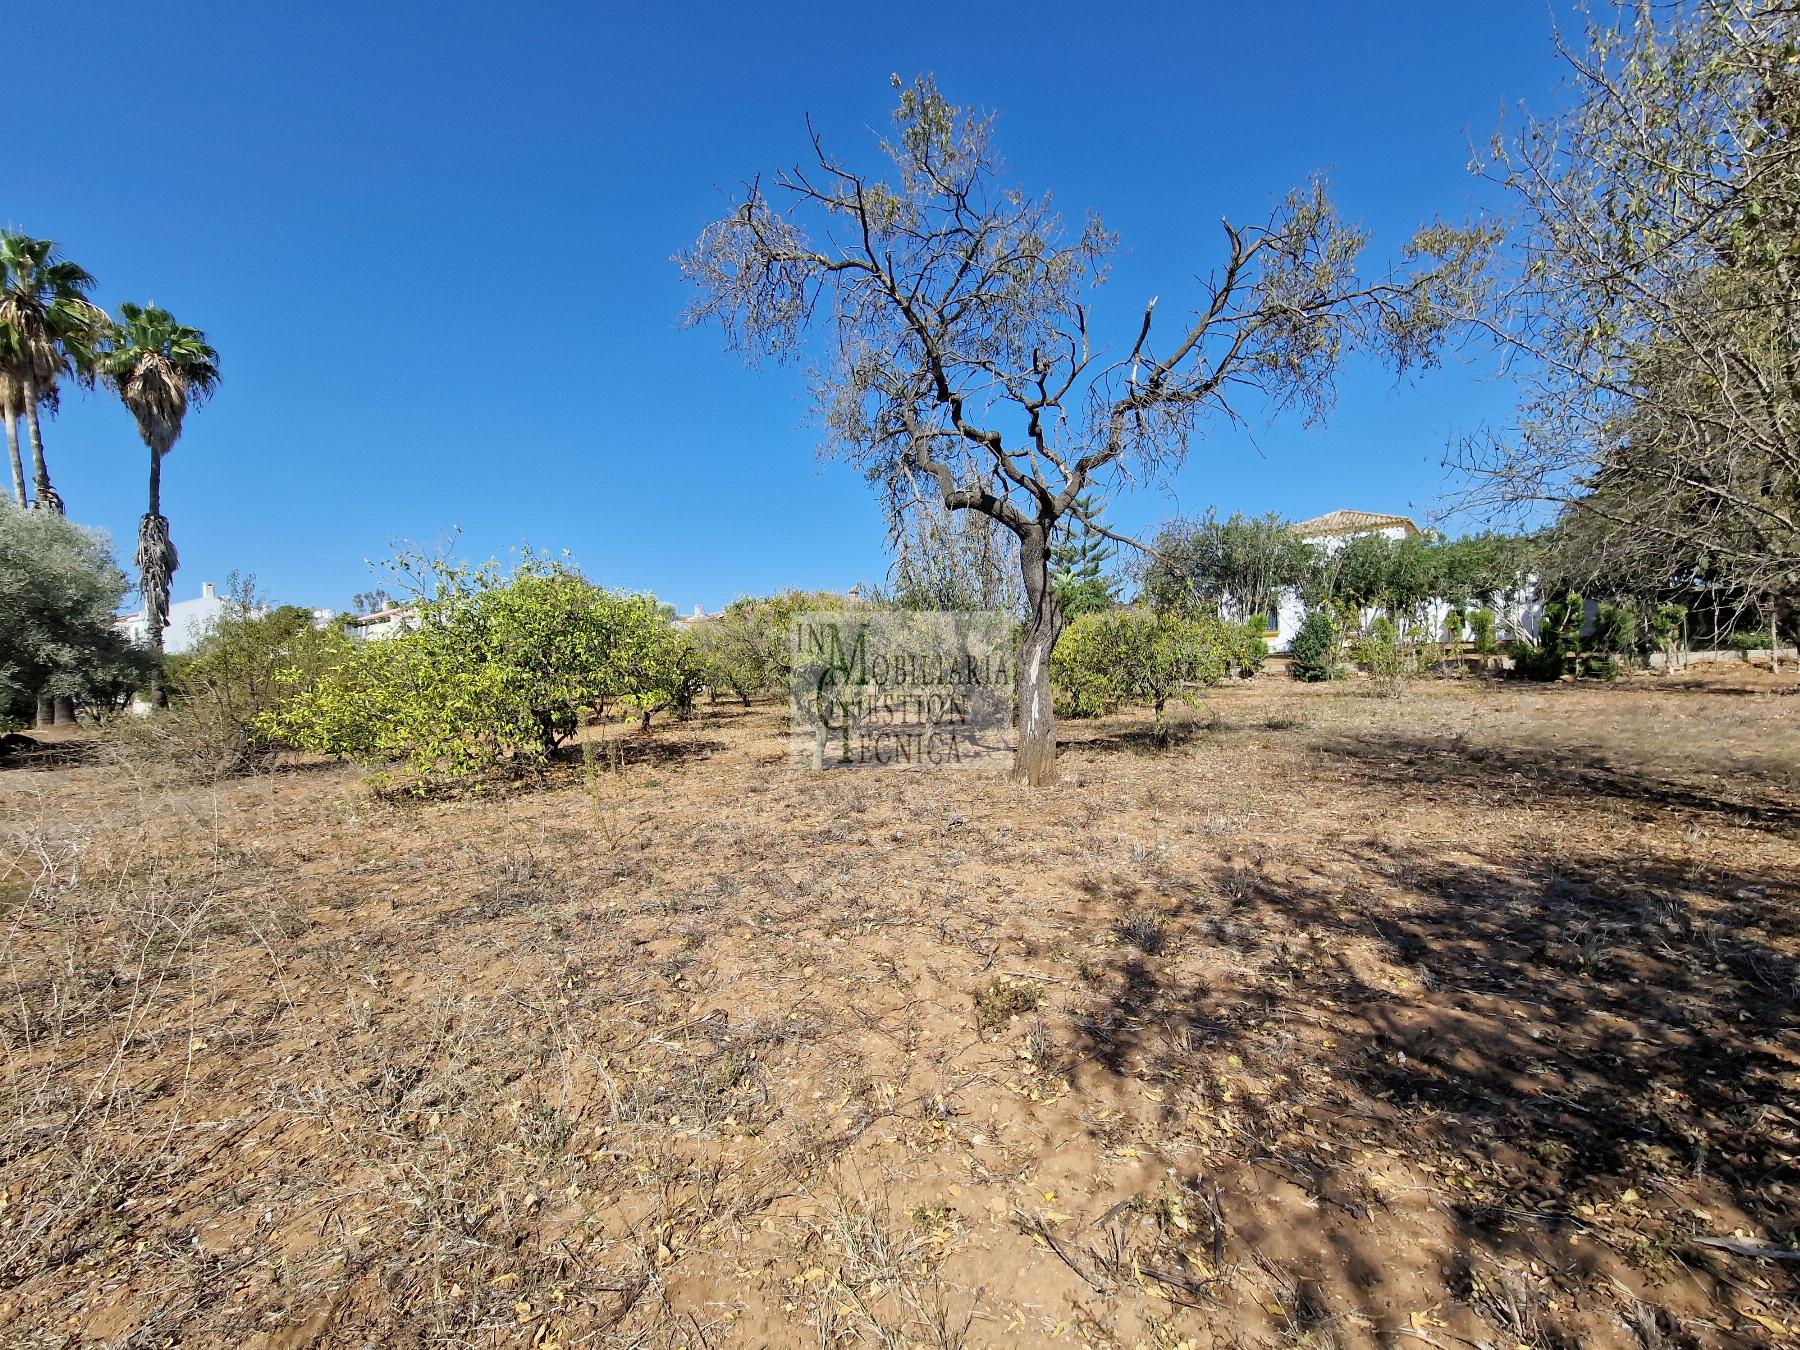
[1289,509,1420,539]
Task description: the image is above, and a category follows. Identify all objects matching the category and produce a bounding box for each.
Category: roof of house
[345,606,411,626]
[1288,509,1421,539]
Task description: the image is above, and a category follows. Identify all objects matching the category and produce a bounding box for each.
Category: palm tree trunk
[4,408,24,504]
[20,375,61,514]
[35,694,54,730]
[144,448,169,709]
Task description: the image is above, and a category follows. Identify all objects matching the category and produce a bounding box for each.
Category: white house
[114,580,229,656]
[1268,509,1541,652]
[343,605,417,642]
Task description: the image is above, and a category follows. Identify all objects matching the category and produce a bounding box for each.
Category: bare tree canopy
[681,75,1494,783]
[888,495,1024,616]
[1461,0,1800,626]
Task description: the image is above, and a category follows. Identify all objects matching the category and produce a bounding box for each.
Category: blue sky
[13,2,1574,614]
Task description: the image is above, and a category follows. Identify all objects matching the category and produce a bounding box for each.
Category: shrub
[1651,602,1686,668]
[1287,608,1340,682]
[1723,626,1773,650]
[265,553,688,791]
[1468,608,1498,659]
[1229,616,1270,678]
[152,590,358,770]
[1052,609,1227,718]
[1515,591,1583,680]
[1351,615,1404,694]
[1589,602,1637,675]
[706,589,870,700]
[1510,640,1570,681]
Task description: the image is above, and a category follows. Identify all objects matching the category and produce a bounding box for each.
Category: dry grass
[1,666,1797,1347]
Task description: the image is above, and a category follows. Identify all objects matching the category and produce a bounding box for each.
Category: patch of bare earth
[2,667,1797,1347]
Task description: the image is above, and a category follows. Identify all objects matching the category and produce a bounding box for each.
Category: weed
[1119,909,1166,954]
[973,975,1042,1030]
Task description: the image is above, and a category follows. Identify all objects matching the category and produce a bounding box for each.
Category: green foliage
[0,232,108,510]
[0,499,143,723]
[1052,609,1227,717]
[1651,603,1687,641]
[142,581,355,773]
[1723,626,1774,651]
[1591,602,1637,659]
[1468,609,1499,662]
[709,589,867,699]
[1307,529,1540,627]
[1351,615,1402,686]
[1050,494,1119,618]
[1287,608,1340,682]
[1227,616,1270,679]
[1052,573,1115,620]
[1514,590,1584,681]
[1143,511,1312,623]
[264,552,691,791]
[1471,2,1800,612]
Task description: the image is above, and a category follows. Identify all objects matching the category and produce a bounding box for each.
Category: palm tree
[1,371,27,504]
[0,233,106,514]
[99,303,220,708]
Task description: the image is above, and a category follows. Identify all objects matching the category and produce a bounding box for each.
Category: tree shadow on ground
[1315,728,1800,836]
[1063,734,1800,1342]
[549,733,726,774]
[1594,673,1800,698]
[0,733,91,771]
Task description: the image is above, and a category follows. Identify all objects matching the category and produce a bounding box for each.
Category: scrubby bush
[1515,590,1584,681]
[1052,609,1227,718]
[1723,626,1774,651]
[1651,603,1686,669]
[264,552,689,791]
[1287,608,1340,682]
[108,587,356,777]
[1351,615,1405,695]
[687,615,761,705]
[704,589,871,701]
[1588,602,1637,679]
[1228,616,1270,678]
[1468,608,1498,670]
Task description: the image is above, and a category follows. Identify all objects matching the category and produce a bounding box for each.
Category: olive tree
[680,76,1492,784]
[0,499,141,725]
[1142,510,1314,623]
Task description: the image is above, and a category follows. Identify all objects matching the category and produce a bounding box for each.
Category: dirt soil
[2,668,1798,1348]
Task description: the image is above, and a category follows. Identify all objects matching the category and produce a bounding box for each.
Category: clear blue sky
[14,2,1574,614]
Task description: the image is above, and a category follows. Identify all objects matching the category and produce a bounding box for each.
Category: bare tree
[888,495,1024,616]
[681,76,1491,783]
[1459,1,1800,637]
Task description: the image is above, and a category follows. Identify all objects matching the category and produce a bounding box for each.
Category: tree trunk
[35,694,54,730]
[145,450,169,709]
[4,408,24,504]
[21,376,61,514]
[53,697,75,726]
[1013,526,1063,787]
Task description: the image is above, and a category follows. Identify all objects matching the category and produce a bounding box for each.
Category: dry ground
[2,668,1798,1348]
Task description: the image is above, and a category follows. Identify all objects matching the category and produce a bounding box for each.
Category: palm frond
[135,512,179,626]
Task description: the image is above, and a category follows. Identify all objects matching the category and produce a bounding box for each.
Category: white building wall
[1267,526,1542,652]
[115,581,228,656]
